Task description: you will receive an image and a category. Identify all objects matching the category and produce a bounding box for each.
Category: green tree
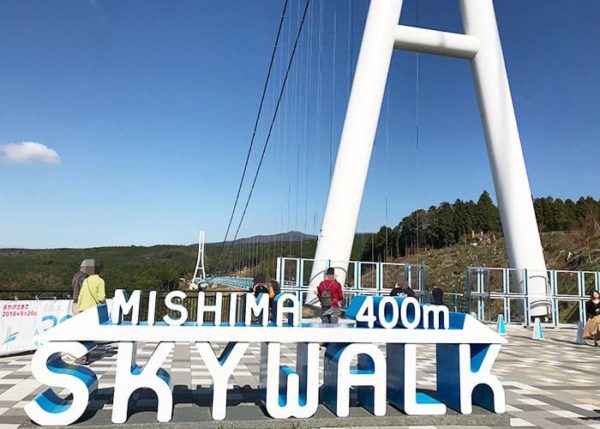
[475,191,501,232]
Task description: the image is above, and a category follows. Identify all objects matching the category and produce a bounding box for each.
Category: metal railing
[275,257,426,295]
[21,262,597,328]
[465,266,600,327]
[0,289,73,300]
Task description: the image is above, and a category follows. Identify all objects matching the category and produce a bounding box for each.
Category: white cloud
[1,141,61,165]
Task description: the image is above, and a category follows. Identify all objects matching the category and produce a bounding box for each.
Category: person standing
[77,260,106,313]
[75,260,106,365]
[403,284,416,298]
[317,268,344,324]
[583,290,600,346]
[252,274,270,297]
[269,279,281,298]
[390,278,407,297]
[251,274,270,322]
[431,283,444,306]
[269,279,281,320]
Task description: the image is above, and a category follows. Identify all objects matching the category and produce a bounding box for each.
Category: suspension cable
[329,3,337,181]
[415,0,421,264]
[313,0,324,235]
[232,0,312,242]
[385,84,390,262]
[301,4,314,257]
[220,0,290,253]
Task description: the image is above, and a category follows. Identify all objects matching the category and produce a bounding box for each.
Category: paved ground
[0,324,599,429]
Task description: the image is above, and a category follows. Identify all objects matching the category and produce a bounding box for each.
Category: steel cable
[232,0,312,242]
[220,0,290,253]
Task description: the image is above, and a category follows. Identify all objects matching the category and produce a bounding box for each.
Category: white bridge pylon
[309,0,549,317]
[192,231,207,284]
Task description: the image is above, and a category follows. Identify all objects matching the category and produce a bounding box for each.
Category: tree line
[2,192,598,294]
[361,192,600,262]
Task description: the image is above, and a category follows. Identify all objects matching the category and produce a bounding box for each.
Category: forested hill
[0,192,598,295]
[0,236,347,294]
[223,231,315,245]
[361,191,600,263]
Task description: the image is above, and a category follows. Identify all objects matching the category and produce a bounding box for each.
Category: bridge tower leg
[307,0,403,304]
[459,0,548,317]
[308,0,549,317]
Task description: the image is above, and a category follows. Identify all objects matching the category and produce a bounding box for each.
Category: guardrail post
[296,259,302,290]
[549,270,559,329]
[298,258,305,320]
[354,261,360,291]
[418,265,424,304]
[523,268,530,327]
[502,268,509,324]
[376,262,382,293]
[465,267,471,314]
[476,268,484,321]
[578,270,586,327]
[276,257,283,286]
[299,258,304,288]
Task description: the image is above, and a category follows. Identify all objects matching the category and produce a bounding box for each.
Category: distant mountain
[209,231,317,246]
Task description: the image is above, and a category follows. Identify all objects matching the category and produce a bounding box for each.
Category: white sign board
[0,299,72,357]
[26,291,506,426]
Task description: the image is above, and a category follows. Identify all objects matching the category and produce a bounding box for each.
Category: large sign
[26,291,506,426]
[0,299,72,357]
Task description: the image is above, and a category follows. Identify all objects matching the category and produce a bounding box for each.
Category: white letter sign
[27,292,506,425]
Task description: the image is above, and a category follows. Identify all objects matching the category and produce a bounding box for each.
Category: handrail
[276,256,427,298]
[465,266,599,327]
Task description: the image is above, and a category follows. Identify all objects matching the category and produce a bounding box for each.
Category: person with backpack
[252,273,270,297]
[269,279,281,298]
[251,274,271,322]
[390,278,408,297]
[268,279,281,320]
[317,268,344,324]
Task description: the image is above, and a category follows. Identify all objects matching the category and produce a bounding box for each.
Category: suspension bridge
[186,0,599,324]
[1,2,599,428]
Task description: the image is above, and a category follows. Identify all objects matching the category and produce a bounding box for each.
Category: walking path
[0,324,598,429]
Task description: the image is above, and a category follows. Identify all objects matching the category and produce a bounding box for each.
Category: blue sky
[0,0,598,248]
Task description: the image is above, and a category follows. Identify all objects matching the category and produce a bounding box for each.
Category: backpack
[254,284,269,296]
[320,282,333,307]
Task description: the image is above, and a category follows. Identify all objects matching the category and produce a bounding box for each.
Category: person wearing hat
[317,268,344,324]
[75,260,106,365]
[76,260,106,313]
